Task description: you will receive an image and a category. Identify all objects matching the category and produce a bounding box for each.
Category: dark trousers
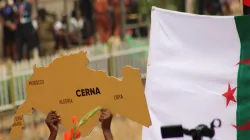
[55,34,68,50]
[17,22,36,61]
[3,27,16,59]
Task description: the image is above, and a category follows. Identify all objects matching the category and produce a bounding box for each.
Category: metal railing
[0,65,11,111]
[0,39,149,113]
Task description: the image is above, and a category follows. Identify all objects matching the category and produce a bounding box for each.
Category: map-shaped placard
[9,51,151,139]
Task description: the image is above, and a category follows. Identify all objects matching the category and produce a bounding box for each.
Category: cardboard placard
[9,51,151,139]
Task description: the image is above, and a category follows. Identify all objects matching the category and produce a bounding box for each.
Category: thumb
[99,117,104,122]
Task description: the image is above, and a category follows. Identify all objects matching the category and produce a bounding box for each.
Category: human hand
[5,21,11,27]
[99,108,113,130]
[45,110,60,135]
[5,21,16,30]
[9,23,16,31]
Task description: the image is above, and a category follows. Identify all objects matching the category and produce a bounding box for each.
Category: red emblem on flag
[222,83,237,107]
[232,121,250,130]
[236,58,250,66]
[244,0,250,7]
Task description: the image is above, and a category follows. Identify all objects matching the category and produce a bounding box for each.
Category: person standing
[79,0,94,43]
[0,0,17,61]
[38,8,55,56]
[221,1,232,15]
[94,0,112,43]
[15,0,36,61]
[69,10,84,46]
[54,14,69,51]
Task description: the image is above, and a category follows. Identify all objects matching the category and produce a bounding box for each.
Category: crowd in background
[0,0,36,62]
[0,0,149,62]
[0,0,241,63]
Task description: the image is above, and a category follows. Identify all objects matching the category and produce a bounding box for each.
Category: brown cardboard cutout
[9,51,151,139]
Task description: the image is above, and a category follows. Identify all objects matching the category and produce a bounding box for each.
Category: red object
[236,58,250,66]
[64,128,81,140]
[64,116,81,140]
[75,131,81,139]
[72,116,78,124]
[19,4,25,14]
[244,0,250,7]
[222,83,237,107]
[126,29,133,36]
[70,128,74,134]
[64,131,73,140]
[232,121,250,130]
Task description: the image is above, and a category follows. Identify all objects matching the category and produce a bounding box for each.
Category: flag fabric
[142,7,250,140]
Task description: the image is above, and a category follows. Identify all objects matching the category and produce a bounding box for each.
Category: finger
[50,113,56,117]
[100,111,105,116]
[100,110,105,113]
[101,110,107,114]
[50,113,59,117]
[50,113,60,118]
[51,116,60,120]
[103,112,110,117]
[48,114,59,120]
[101,114,108,119]
[101,116,107,120]
[99,117,104,122]
[102,109,110,114]
[48,110,56,116]
[56,117,61,123]
[52,118,60,124]
[103,109,111,115]
[48,115,56,120]
[100,113,105,117]
[100,114,105,118]
[101,108,107,112]
[102,110,109,114]
[48,110,54,115]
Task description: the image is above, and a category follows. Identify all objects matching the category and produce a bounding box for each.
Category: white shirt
[69,17,84,32]
[54,21,66,31]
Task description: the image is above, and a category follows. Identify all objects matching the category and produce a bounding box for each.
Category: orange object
[75,130,81,139]
[64,131,73,140]
[64,117,81,140]
[9,52,151,139]
[72,116,78,124]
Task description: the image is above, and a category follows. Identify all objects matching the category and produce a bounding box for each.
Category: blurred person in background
[54,14,69,51]
[15,0,36,61]
[125,0,148,38]
[35,119,49,140]
[47,108,114,140]
[94,0,111,43]
[111,0,121,37]
[79,0,94,45]
[221,1,232,15]
[0,0,17,61]
[38,8,55,56]
[71,0,78,22]
[32,15,40,57]
[69,10,84,46]
[205,0,223,15]
[71,1,93,46]
[81,12,94,46]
